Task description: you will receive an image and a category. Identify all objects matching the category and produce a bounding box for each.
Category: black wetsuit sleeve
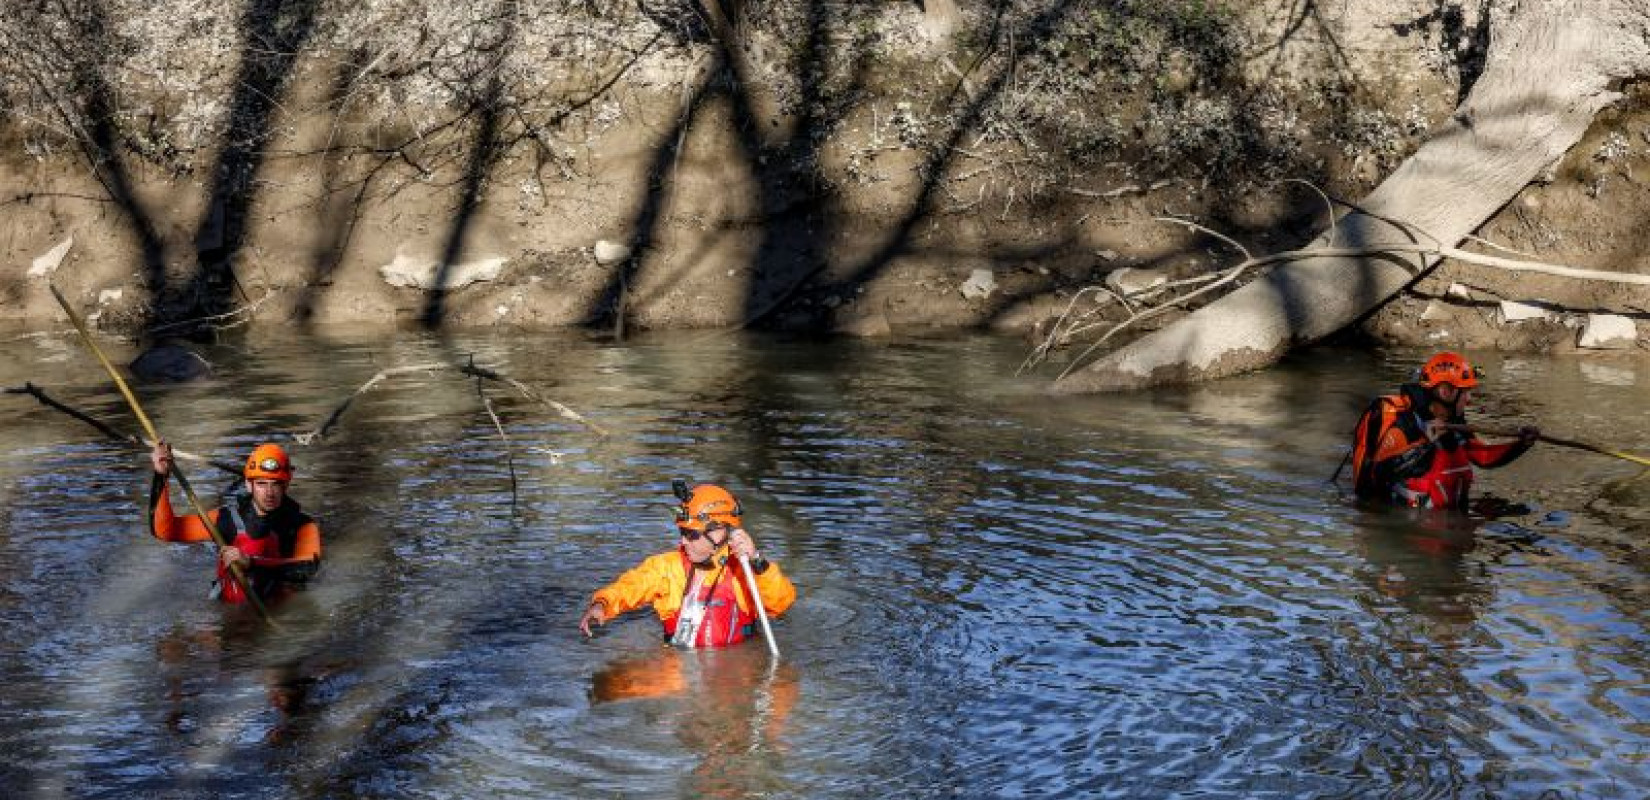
[259,559,319,584]
[147,473,167,533]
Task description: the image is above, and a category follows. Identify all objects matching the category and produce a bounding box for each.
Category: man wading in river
[579,483,795,647]
[1351,351,1539,511]
[148,441,321,604]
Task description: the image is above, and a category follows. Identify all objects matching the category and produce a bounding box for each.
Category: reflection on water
[0,329,1647,798]
[591,648,800,799]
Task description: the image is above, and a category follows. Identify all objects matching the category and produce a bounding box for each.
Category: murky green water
[0,328,1646,799]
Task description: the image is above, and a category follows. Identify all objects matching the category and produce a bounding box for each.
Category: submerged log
[1053,0,1650,394]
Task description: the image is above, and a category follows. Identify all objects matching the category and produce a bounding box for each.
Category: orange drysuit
[591,547,796,647]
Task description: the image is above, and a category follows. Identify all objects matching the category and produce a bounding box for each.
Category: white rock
[1577,313,1638,349]
[380,249,507,290]
[959,269,997,300]
[1420,300,1455,322]
[1105,267,1168,297]
[97,288,123,305]
[1496,300,1557,324]
[29,237,73,278]
[1096,249,1119,262]
[594,239,632,266]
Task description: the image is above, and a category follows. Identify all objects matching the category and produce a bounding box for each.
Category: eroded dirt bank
[2,1,1646,364]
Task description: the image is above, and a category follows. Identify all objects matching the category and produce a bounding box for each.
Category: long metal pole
[737,555,780,659]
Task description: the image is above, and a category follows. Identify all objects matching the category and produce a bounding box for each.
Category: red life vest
[1395,441,1475,509]
[661,553,756,648]
[214,503,285,605]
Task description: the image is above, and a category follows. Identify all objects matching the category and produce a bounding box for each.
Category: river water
[0,328,1646,799]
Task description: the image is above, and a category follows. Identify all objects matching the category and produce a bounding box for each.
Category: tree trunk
[1052,0,1650,394]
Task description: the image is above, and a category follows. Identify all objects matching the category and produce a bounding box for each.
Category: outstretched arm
[1467,426,1538,469]
[148,440,216,543]
[582,554,674,637]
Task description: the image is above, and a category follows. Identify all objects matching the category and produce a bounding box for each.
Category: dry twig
[457,362,609,437]
[473,369,519,505]
[145,287,278,336]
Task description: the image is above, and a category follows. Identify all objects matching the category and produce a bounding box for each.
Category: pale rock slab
[1577,313,1638,349]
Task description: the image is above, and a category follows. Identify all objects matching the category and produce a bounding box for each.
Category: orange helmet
[244,443,294,482]
[673,483,742,532]
[1418,351,1479,389]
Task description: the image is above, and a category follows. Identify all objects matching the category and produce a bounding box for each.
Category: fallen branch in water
[293,362,447,445]
[4,382,242,476]
[1019,217,1254,378]
[294,358,609,445]
[471,358,519,505]
[456,361,610,437]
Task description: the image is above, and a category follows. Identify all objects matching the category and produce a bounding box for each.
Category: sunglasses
[679,522,730,543]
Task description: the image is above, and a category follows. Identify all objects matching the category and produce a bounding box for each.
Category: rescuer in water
[1351,351,1538,510]
[579,483,795,648]
[148,440,320,604]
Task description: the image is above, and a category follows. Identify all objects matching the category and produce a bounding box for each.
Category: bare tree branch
[474,372,519,506]
[4,382,242,476]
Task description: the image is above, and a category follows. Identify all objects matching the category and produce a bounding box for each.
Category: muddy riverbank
[3,2,1648,365]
